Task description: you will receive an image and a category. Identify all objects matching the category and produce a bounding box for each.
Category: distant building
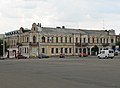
[5,23,116,58]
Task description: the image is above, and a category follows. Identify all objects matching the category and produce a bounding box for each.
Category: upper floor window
[34,27,35,31]
[61,37,63,43]
[42,36,45,43]
[65,37,67,43]
[69,37,72,43]
[83,38,86,43]
[47,37,50,43]
[97,38,99,43]
[80,38,81,43]
[92,38,94,43]
[107,38,108,43]
[56,37,58,43]
[100,38,102,43]
[27,37,29,42]
[88,37,90,43]
[51,37,54,43]
[103,38,105,43]
[76,37,78,43]
[33,36,36,43]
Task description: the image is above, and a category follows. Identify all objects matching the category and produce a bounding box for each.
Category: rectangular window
[92,38,94,43]
[56,37,58,43]
[65,48,68,53]
[100,38,102,43]
[51,37,54,43]
[51,48,54,54]
[80,38,81,43]
[42,48,45,53]
[76,48,78,53]
[27,48,28,53]
[107,38,108,43]
[88,38,90,43]
[69,48,72,53]
[84,38,86,43]
[76,37,78,43]
[61,48,63,53]
[97,38,99,43]
[47,37,50,43]
[69,37,72,43]
[61,37,63,43]
[56,48,58,53]
[65,37,67,43]
[104,38,105,43]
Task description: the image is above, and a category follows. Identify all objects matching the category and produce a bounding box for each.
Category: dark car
[59,53,65,58]
[79,53,88,57]
[38,53,49,59]
[16,55,27,59]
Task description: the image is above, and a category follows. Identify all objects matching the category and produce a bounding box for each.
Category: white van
[98,49,114,59]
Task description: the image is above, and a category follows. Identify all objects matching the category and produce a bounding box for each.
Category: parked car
[98,49,114,59]
[79,53,88,57]
[59,53,65,58]
[38,53,49,59]
[16,55,27,59]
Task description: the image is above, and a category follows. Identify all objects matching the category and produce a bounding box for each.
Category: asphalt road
[0,56,120,88]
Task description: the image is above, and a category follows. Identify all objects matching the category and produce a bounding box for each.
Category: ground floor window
[56,48,58,53]
[51,48,54,54]
[65,48,68,53]
[61,48,63,53]
[42,48,45,53]
[69,48,72,53]
[79,48,81,53]
[76,48,78,53]
[83,48,86,53]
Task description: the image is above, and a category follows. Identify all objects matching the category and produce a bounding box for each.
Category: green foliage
[116,41,120,48]
[0,39,3,56]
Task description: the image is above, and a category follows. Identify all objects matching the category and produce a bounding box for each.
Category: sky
[0,0,120,34]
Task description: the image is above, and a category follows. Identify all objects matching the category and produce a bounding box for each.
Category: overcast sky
[0,0,120,34]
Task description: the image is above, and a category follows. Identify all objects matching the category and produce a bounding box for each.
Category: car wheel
[98,56,101,59]
[105,56,108,59]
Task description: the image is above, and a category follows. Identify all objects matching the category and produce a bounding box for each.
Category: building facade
[5,23,116,58]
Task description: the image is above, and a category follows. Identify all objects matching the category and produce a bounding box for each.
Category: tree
[0,39,3,56]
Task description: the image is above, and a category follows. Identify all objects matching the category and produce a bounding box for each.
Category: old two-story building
[5,23,116,58]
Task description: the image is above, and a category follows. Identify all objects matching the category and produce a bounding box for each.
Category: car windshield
[100,51,105,54]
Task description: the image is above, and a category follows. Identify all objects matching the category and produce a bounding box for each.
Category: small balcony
[16,42,22,46]
[102,43,109,47]
[75,43,88,47]
[75,43,81,46]
[29,42,39,46]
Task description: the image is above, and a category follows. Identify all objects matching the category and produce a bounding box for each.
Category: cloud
[0,0,120,34]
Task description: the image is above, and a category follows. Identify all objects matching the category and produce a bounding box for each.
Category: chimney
[62,26,65,29]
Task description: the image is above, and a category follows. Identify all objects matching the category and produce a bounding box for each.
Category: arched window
[42,36,45,43]
[111,39,114,43]
[92,37,94,43]
[33,36,36,43]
